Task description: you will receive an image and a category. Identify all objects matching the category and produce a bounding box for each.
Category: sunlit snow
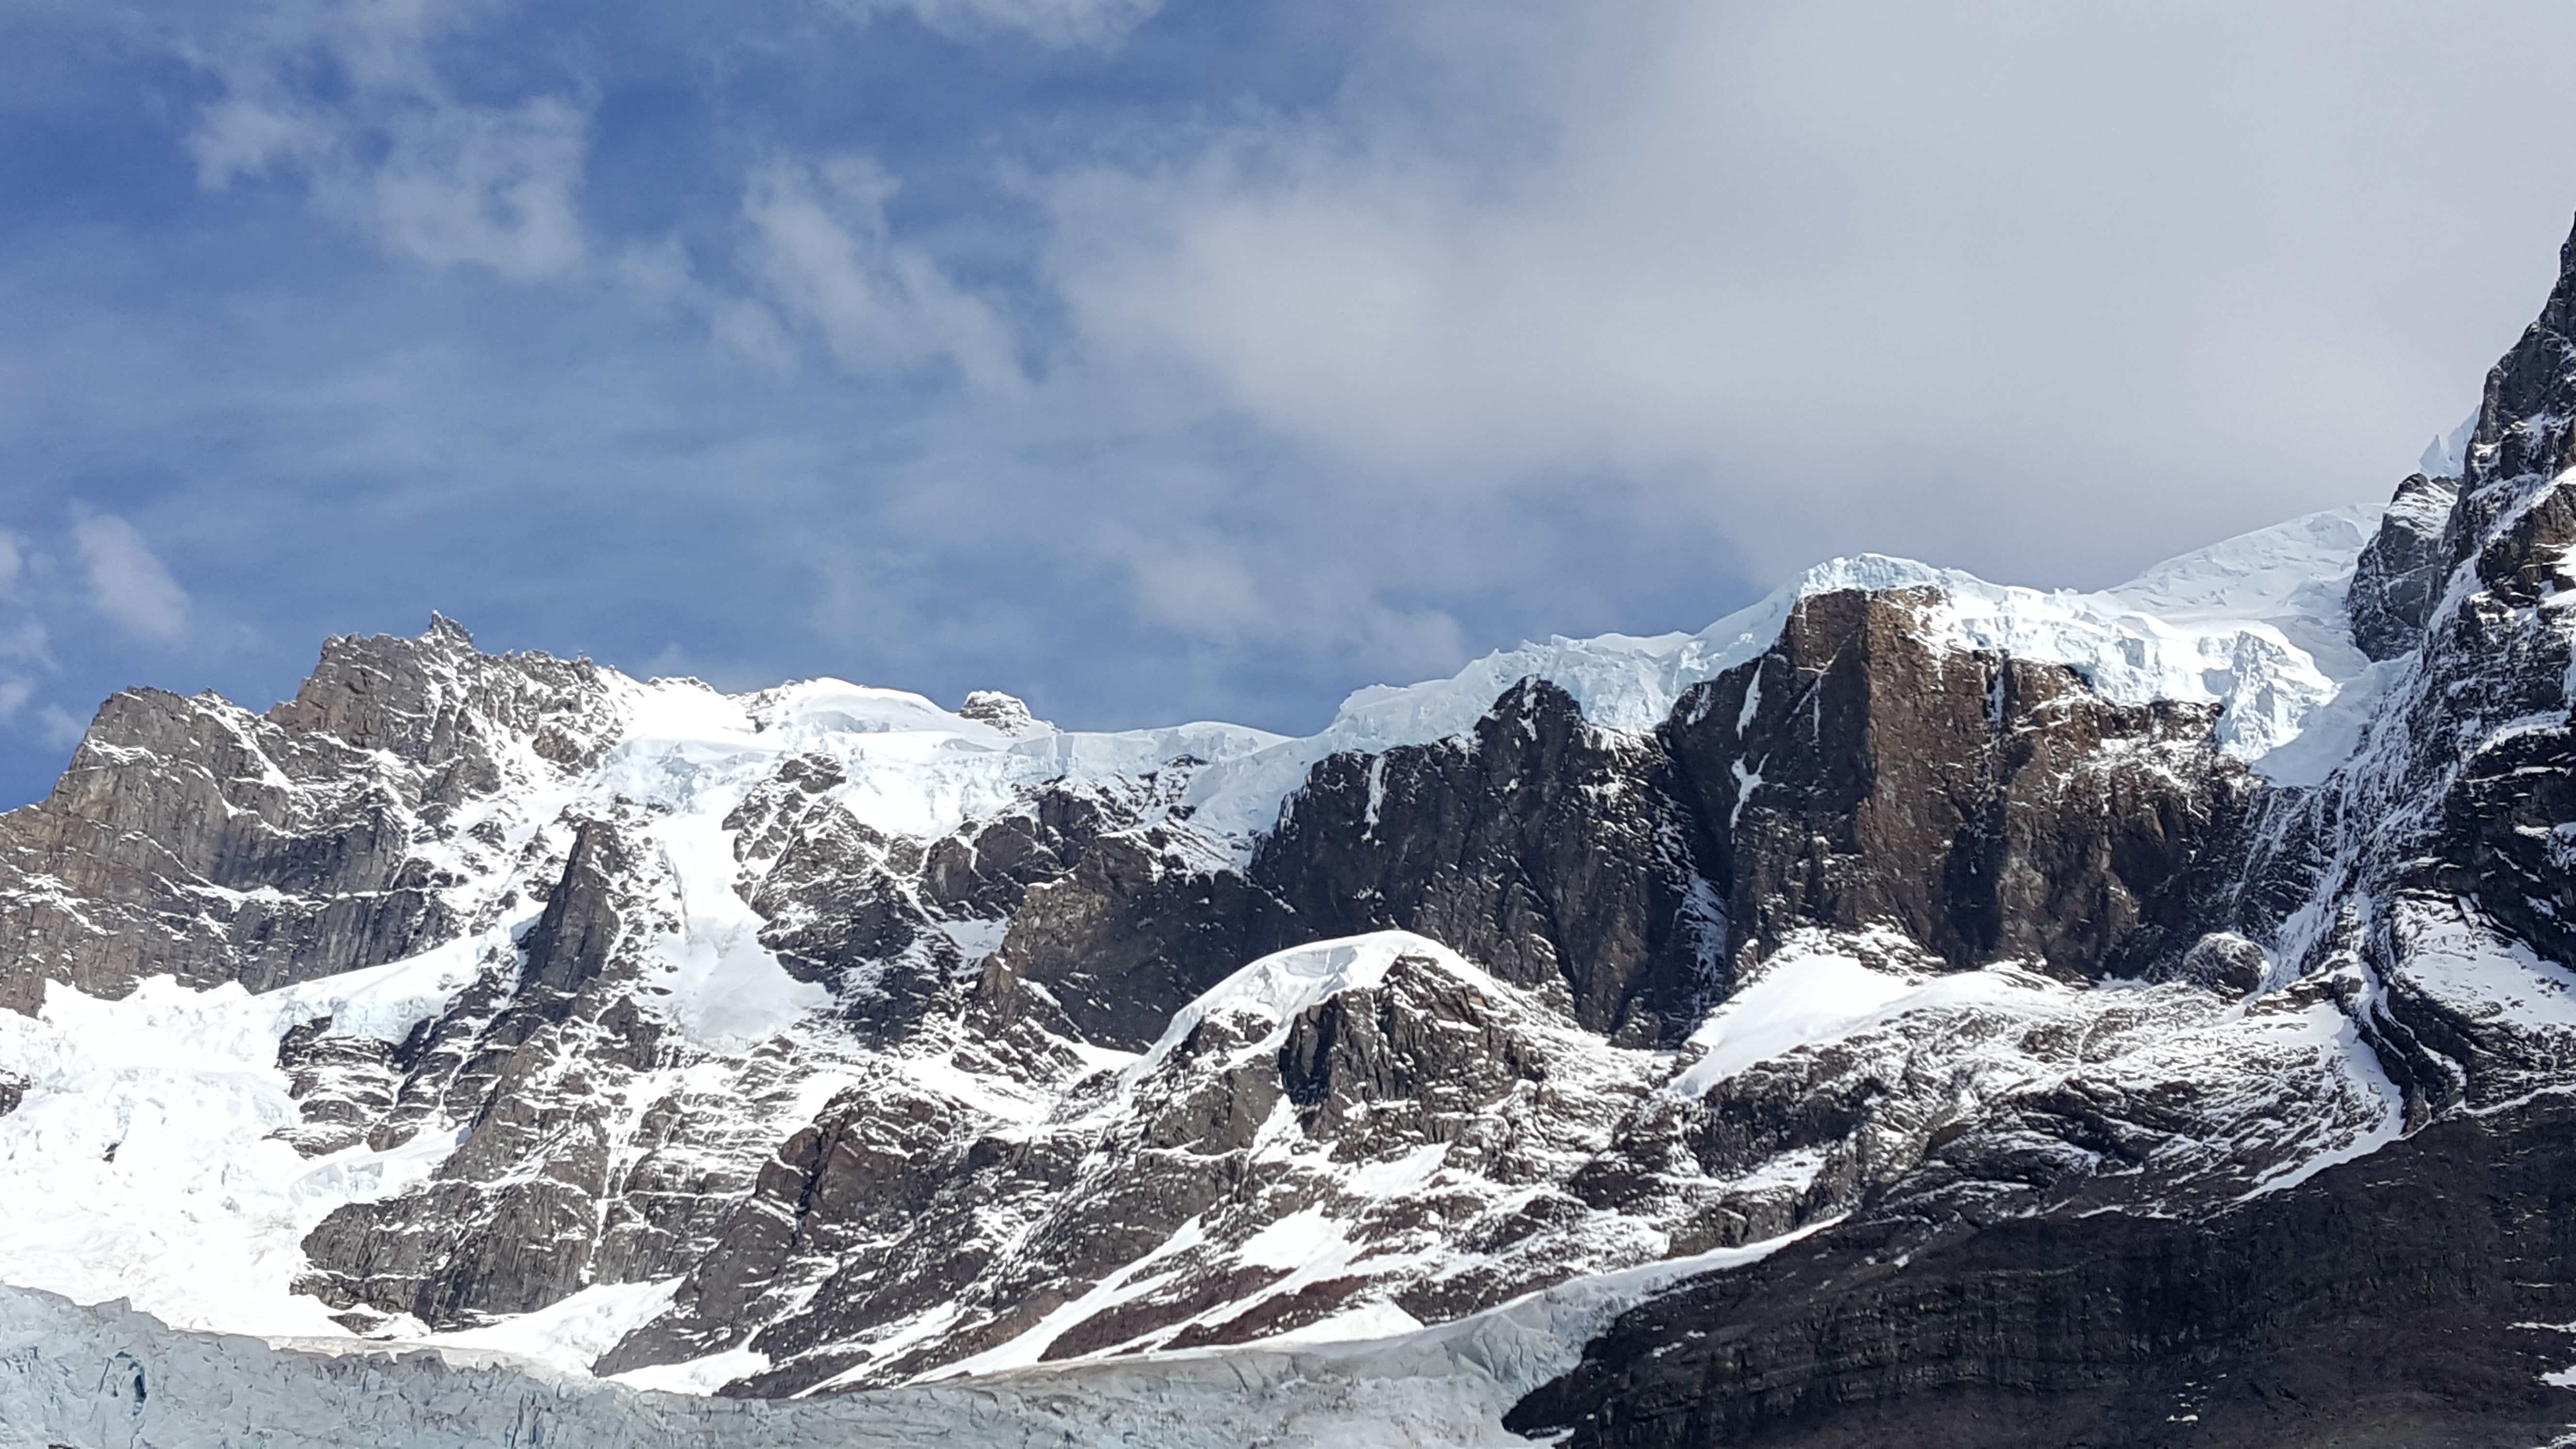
[0,498,2447,1407]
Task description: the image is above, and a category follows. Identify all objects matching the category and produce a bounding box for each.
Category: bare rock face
[723,757,978,1041]
[2347,471,2462,659]
[291,805,860,1331]
[1507,212,2576,1449]
[618,938,1703,1395]
[16,215,2576,1445]
[984,821,1291,1050]
[1255,677,1723,1046]
[1664,588,2255,982]
[1508,1102,2576,1449]
[0,618,624,1015]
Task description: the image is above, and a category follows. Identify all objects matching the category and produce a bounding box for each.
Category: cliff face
[0,572,2366,1404]
[1508,213,2576,1449]
[1508,1103,2576,1449]
[0,616,622,1015]
[5,226,2576,1443]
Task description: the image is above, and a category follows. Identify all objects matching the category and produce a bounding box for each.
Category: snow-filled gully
[6,500,2557,1445]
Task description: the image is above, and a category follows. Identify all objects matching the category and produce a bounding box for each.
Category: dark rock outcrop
[2347,472,2461,659]
[1510,1100,2576,1449]
[1510,210,2576,1449]
[1664,589,2257,982]
[1255,677,1723,1045]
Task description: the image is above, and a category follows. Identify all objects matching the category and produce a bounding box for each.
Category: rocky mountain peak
[268,616,624,774]
[957,689,1045,735]
[17,219,2576,1447]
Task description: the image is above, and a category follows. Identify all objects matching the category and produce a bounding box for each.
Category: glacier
[0,493,2497,1446]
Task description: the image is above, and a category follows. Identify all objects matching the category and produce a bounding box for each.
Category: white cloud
[74,515,189,643]
[183,0,588,280]
[171,0,1153,287]
[1044,0,2576,587]
[743,158,1022,389]
[357,96,586,278]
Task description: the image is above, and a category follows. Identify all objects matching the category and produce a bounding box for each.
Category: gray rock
[1508,209,2576,1449]
[957,691,1045,735]
[0,618,625,1015]
[2175,930,2267,996]
[2347,471,2460,659]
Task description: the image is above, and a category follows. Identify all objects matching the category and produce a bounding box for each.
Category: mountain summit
[6,217,2576,1446]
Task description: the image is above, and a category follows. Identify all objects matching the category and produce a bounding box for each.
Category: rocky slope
[5,222,2576,1446]
[1505,213,2576,1447]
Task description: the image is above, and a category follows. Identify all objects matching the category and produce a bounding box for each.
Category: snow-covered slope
[18,192,2576,1449]
[0,1230,1811,1449]
[1310,505,2382,785]
[4,432,2562,1441]
[0,497,2409,1387]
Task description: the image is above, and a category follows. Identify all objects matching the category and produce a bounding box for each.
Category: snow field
[0,498,2479,1408]
[0,1224,1829,1449]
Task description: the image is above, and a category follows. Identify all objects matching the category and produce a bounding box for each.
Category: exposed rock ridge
[0,621,626,1014]
[2347,470,2462,659]
[0,547,2321,1396]
[1509,210,2576,1448]
[12,221,2576,1432]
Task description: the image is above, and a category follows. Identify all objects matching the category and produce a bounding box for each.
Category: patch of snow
[2233,997,2406,1200]
[608,1343,772,1396]
[2395,903,2576,1032]
[2421,407,2479,477]
[934,917,1010,964]
[2246,656,2409,789]
[265,931,500,1045]
[1255,1299,1426,1345]
[1178,507,2388,829]
[1667,937,2063,1097]
[1649,922,2411,1207]
[1728,757,1762,830]
[1346,1141,1451,1196]
[1236,1207,1344,1271]
[903,1219,1213,1383]
[0,973,475,1339]
[1128,931,1499,1081]
[416,1278,683,1376]
[640,809,831,1049]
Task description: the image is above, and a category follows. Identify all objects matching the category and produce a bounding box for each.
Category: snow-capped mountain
[7,214,2576,1448]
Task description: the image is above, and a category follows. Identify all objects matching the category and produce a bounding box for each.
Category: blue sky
[4,0,2575,808]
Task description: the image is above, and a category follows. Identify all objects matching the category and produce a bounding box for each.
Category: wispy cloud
[35,706,83,754]
[742,158,1022,389]
[183,0,589,279]
[74,515,189,643]
[1044,0,2565,584]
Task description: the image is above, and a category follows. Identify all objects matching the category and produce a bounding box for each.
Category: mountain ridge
[4,216,2576,1447]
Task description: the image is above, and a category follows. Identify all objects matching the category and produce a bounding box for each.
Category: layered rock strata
[4,216,2576,1448]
